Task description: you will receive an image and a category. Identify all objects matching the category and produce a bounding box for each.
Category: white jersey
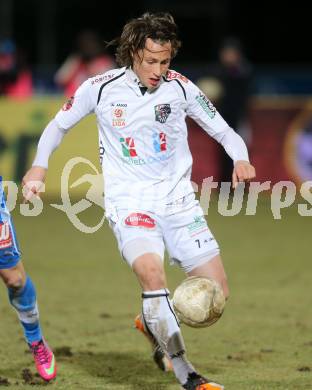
[54,67,233,212]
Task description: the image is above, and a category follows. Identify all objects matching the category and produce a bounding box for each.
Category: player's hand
[22,166,47,202]
[232,160,256,189]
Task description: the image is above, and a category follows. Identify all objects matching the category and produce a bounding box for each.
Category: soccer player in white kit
[23,13,255,390]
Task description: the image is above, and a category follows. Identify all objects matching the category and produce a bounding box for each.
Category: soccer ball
[172,276,225,328]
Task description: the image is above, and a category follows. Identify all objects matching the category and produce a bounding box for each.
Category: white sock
[171,354,195,385]
[142,289,195,385]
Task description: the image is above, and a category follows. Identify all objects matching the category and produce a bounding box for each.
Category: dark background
[0,0,310,68]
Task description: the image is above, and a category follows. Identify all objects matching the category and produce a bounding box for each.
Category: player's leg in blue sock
[0,183,56,381]
[1,262,57,381]
[4,263,42,344]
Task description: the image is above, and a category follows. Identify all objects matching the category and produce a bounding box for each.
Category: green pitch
[0,197,311,389]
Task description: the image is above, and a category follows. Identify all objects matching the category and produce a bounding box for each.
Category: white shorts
[107,194,220,273]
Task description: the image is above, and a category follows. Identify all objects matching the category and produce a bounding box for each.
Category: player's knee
[187,253,229,300]
[212,277,229,302]
[213,279,228,326]
[4,271,25,291]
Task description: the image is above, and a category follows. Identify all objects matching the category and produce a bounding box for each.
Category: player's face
[133,38,172,90]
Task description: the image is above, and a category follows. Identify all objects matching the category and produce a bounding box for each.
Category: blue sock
[8,275,42,344]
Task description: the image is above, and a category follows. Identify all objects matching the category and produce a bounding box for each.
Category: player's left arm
[184,78,256,187]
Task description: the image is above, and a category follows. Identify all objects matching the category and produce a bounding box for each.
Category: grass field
[0,195,311,389]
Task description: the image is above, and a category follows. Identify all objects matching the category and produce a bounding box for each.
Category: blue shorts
[0,177,21,269]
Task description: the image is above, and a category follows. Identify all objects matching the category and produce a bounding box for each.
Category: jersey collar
[125,67,146,96]
[125,67,163,96]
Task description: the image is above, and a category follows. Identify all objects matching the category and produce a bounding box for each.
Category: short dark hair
[108,12,181,67]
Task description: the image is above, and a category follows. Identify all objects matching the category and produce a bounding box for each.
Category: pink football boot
[29,339,57,381]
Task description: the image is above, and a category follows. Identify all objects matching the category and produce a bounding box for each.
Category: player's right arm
[22,79,96,201]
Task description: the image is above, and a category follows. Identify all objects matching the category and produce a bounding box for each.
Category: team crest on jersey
[0,221,13,249]
[124,213,156,229]
[111,103,127,127]
[62,96,74,111]
[154,104,171,124]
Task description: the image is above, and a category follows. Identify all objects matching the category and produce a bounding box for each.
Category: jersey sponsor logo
[195,92,216,119]
[120,137,137,157]
[120,132,169,165]
[124,213,156,229]
[62,96,74,111]
[153,132,167,152]
[166,70,189,83]
[112,103,127,127]
[91,74,115,85]
[0,221,13,249]
[186,215,208,237]
[154,104,171,123]
[122,153,170,166]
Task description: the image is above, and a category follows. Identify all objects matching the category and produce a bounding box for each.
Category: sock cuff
[142,288,170,299]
